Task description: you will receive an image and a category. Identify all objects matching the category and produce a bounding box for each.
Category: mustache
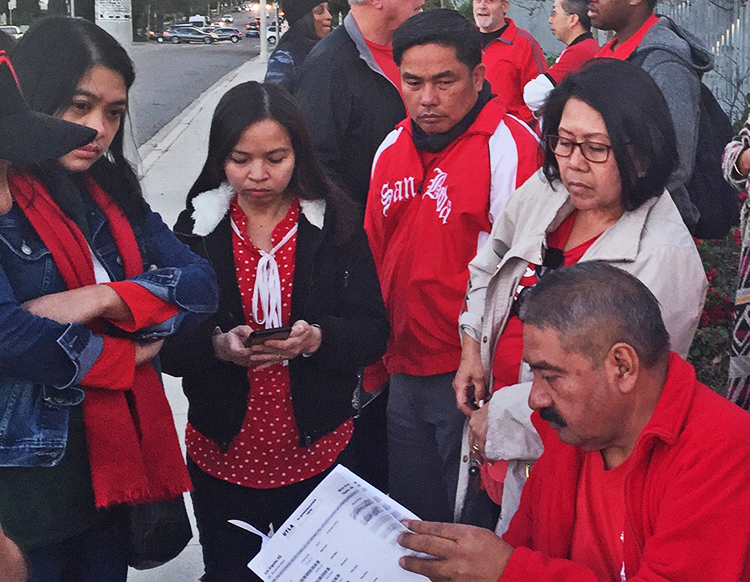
[539,406,567,428]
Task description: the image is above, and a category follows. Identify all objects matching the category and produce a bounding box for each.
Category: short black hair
[541,59,677,211]
[393,9,482,72]
[561,0,592,31]
[521,262,670,368]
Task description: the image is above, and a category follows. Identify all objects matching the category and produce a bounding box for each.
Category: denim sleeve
[0,267,102,391]
[125,206,218,339]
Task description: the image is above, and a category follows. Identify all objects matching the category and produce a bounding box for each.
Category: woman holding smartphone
[161,81,388,582]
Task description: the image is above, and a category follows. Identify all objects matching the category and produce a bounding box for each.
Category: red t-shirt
[596,14,659,61]
[366,39,403,99]
[491,212,598,388]
[186,198,352,489]
[481,212,599,504]
[570,451,633,581]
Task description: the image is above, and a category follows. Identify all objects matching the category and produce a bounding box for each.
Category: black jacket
[161,186,389,451]
[295,13,406,209]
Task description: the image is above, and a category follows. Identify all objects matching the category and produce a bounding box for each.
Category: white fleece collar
[190,181,326,236]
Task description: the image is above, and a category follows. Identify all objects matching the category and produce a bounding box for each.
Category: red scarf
[9,169,191,508]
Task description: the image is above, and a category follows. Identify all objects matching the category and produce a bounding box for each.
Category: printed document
[245,465,426,582]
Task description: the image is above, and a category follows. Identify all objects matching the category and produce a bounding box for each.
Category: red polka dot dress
[186,197,353,489]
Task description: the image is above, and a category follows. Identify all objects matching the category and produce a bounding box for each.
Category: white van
[188,15,208,27]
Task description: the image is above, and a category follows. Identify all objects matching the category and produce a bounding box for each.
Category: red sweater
[502,353,750,581]
[365,97,541,376]
[546,33,600,84]
[482,18,546,126]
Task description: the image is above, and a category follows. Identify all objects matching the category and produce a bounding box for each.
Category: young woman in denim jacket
[0,18,218,581]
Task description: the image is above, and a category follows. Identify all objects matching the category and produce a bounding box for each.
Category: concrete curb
[137,56,265,176]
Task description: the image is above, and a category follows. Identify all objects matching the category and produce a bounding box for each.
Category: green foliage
[687,227,742,394]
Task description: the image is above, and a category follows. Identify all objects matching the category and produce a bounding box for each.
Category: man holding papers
[397,263,750,581]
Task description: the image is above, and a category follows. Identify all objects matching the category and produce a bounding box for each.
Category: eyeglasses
[511,246,564,318]
[546,134,613,163]
[549,8,569,17]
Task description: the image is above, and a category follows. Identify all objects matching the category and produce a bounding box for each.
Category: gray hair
[520,262,670,368]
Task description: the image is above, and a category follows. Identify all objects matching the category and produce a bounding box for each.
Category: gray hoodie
[630,16,714,229]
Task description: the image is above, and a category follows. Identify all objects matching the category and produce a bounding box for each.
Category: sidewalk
[129,55,267,582]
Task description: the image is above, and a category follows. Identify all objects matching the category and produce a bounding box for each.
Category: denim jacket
[0,191,219,468]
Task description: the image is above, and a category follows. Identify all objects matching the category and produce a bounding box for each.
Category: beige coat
[454,170,708,532]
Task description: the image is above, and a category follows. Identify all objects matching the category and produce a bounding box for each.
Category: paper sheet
[245,465,427,582]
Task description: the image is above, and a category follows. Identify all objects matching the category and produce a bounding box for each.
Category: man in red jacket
[397,262,750,581]
[473,0,546,127]
[365,9,541,524]
[523,0,599,115]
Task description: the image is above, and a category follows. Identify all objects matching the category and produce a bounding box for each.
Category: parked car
[160,26,218,44]
[203,26,241,43]
[0,25,22,41]
[221,13,233,22]
[245,23,277,44]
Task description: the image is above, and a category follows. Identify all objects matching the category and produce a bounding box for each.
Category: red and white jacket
[364,97,542,377]
[482,18,547,127]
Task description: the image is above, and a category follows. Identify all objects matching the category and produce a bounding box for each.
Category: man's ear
[369,0,385,10]
[606,343,640,395]
[501,0,510,15]
[472,62,487,92]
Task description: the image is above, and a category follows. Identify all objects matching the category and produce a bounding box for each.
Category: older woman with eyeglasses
[452,59,707,534]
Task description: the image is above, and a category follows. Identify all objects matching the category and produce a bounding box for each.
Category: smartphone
[245,326,292,346]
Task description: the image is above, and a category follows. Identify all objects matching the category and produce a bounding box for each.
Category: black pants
[188,456,338,582]
[343,385,389,493]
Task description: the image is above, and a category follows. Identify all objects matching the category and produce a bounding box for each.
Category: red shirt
[366,39,403,99]
[501,353,750,581]
[481,212,599,505]
[186,198,352,489]
[481,18,546,126]
[596,14,659,61]
[570,451,632,582]
[546,34,601,84]
[491,212,597,388]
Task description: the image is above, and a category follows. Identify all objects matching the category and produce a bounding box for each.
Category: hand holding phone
[244,325,292,347]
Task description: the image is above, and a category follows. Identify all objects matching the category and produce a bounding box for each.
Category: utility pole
[260,0,267,62]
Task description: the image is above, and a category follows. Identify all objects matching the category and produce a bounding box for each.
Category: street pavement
[129,54,267,582]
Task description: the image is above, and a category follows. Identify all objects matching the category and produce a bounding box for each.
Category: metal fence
[660,0,750,121]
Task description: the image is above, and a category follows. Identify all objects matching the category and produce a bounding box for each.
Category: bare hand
[454,335,488,416]
[212,325,256,367]
[248,320,322,370]
[135,339,164,366]
[22,285,132,325]
[0,526,27,582]
[739,148,750,178]
[398,520,513,582]
[469,404,489,460]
